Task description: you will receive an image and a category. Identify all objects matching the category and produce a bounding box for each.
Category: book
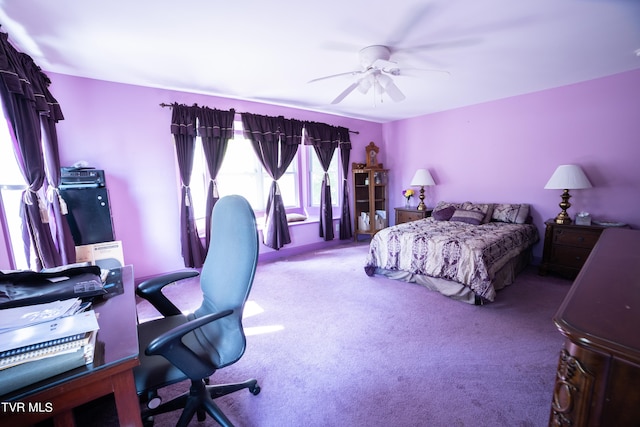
[0,310,99,353]
[0,345,88,396]
[0,331,93,369]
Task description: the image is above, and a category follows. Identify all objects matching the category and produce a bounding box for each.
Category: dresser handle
[578,237,584,242]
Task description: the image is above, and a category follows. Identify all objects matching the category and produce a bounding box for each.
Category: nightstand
[539,220,607,279]
[395,207,432,225]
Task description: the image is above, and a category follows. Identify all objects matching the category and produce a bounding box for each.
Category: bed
[364,202,539,304]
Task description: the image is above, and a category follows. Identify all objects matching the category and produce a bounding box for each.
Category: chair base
[141,378,260,427]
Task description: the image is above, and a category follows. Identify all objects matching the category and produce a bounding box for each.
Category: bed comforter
[364,217,539,301]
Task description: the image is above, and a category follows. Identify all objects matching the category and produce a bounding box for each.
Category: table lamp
[410,168,435,211]
[544,164,592,224]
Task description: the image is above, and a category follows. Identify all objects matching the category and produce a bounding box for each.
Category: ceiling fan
[309,45,449,105]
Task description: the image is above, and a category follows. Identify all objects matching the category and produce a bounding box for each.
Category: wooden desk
[0,266,142,427]
[549,228,640,426]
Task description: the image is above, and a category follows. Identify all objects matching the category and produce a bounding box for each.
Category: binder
[0,331,97,396]
[0,310,99,353]
[0,331,92,369]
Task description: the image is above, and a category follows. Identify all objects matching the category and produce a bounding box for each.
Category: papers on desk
[0,308,99,353]
[0,298,84,333]
[0,299,100,395]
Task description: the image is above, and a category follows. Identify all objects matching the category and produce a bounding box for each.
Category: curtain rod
[159,102,359,135]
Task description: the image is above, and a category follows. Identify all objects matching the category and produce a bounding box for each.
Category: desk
[549,228,640,426]
[0,265,142,427]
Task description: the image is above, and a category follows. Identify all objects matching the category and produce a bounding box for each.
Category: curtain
[197,106,235,249]
[303,121,341,241]
[338,130,352,240]
[0,31,70,269]
[42,115,76,265]
[170,103,204,267]
[241,113,303,250]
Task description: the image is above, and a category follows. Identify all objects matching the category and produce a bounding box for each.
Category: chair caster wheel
[250,384,261,395]
[147,394,162,409]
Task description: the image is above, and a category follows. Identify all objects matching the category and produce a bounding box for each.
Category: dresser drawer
[398,210,425,223]
[550,245,593,269]
[553,228,601,248]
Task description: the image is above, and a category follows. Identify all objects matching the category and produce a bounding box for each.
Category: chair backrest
[192,195,259,368]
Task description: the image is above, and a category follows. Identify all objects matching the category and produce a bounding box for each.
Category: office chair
[134,195,260,427]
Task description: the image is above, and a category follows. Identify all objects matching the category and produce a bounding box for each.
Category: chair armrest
[145,309,234,379]
[136,270,200,317]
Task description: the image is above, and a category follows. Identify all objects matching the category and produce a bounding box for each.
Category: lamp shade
[544,165,592,190]
[410,169,435,186]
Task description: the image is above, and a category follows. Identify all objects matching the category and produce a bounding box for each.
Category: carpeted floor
[77,241,571,426]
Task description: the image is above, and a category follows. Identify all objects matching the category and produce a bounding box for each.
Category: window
[190,119,301,232]
[216,136,299,211]
[308,145,339,208]
[190,118,344,234]
[0,104,29,269]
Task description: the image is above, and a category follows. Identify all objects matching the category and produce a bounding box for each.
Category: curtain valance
[0,31,63,121]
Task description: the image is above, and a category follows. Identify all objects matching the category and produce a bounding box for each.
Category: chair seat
[135,314,212,393]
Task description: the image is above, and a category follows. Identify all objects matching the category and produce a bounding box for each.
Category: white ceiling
[1,0,639,123]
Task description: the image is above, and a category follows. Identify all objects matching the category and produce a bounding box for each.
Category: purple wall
[1,69,638,273]
[382,69,640,259]
[31,74,381,278]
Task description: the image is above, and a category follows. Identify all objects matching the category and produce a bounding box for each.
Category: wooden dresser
[394,207,431,225]
[539,220,607,279]
[549,228,640,426]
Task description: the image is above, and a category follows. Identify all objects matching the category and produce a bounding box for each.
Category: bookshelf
[352,167,389,240]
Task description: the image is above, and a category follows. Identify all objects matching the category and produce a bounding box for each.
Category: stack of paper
[0,299,99,395]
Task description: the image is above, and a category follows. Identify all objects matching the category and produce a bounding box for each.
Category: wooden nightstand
[539,220,607,279]
[395,207,432,225]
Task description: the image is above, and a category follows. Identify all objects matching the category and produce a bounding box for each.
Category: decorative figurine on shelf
[365,142,381,169]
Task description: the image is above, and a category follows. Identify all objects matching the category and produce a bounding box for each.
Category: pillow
[450,209,485,225]
[433,201,462,212]
[432,205,456,221]
[461,202,495,224]
[286,213,307,223]
[491,204,530,224]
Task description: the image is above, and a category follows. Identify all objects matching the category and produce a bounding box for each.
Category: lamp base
[554,189,573,224]
[417,186,427,211]
[554,213,572,224]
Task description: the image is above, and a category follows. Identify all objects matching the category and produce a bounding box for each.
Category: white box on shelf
[75,241,124,270]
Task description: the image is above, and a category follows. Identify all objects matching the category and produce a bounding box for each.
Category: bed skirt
[369,247,533,305]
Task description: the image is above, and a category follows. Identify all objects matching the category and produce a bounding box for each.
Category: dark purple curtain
[42,116,76,265]
[304,122,341,241]
[170,103,204,268]
[0,31,69,269]
[241,113,302,250]
[338,131,352,240]
[197,106,235,249]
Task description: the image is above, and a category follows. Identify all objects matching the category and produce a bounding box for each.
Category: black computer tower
[59,169,115,246]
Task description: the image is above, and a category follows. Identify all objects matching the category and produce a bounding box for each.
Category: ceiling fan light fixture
[376,73,392,88]
[357,77,372,94]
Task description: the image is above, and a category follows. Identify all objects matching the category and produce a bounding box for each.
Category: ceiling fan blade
[393,68,451,78]
[394,37,481,55]
[308,71,360,84]
[330,82,360,104]
[385,4,438,47]
[385,81,405,102]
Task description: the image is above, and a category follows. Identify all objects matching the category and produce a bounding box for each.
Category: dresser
[539,220,607,279]
[394,207,431,225]
[549,228,640,426]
